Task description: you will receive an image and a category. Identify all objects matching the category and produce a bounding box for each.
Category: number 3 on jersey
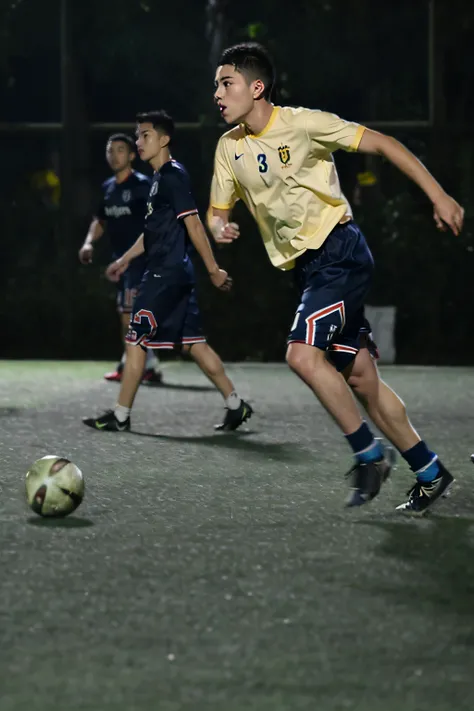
[257,154,268,173]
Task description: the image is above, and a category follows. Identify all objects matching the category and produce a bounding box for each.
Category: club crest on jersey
[278,144,291,165]
[122,190,131,203]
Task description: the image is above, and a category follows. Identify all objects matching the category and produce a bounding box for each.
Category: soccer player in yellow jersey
[208,42,464,514]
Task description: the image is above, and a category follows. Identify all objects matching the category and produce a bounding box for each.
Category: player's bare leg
[286,342,364,433]
[186,342,253,431]
[345,346,420,452]
[286,341,392,506]
[185,342,233,397]
[117,342,147,409]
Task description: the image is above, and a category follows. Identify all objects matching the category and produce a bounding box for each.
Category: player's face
[214,65,257,124]
[135,123,165,162]
[106,141,133,173]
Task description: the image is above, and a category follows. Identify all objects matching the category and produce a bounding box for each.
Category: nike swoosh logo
[234,153,244,160]
[153,273,162,278]
[95,421,108,429]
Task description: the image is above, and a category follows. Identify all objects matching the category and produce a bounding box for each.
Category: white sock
[145,348,159,370]
[114,404,131,423]
[225,391,242,410]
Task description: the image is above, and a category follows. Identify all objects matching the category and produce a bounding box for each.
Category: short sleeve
[210,138,238,210]
[305,110,366,153]
[162,169,198,220]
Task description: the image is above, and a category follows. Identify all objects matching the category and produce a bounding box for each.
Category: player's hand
[212,219,240,244]
[433,194,464,236]
[209,268,232,292]
[106,258,128,282]
[79,244,94,264]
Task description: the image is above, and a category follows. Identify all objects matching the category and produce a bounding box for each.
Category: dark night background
[0,0,472,363]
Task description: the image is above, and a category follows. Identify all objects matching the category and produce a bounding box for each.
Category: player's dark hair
[107,133,135,152]
[136,110,175,143]
[218,42,275,101]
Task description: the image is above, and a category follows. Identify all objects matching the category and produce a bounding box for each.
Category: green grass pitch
[1,360,474,711]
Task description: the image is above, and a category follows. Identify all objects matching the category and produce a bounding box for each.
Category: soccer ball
[25,455,85,517]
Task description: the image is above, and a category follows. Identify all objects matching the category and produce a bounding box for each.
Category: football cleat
[82,409,130,432]
[104,363,123,382]
[215,399,253,431]
[345,441,396,507]
[396,461,454,515]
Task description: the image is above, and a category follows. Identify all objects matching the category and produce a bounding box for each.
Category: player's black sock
[401,440,439,482]
[345,422,383,463]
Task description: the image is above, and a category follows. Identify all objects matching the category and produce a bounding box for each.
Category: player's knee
[286,342,323,374]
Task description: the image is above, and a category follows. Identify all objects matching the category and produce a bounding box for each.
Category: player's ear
[252,79,265,100]
[159,133,171,149]
[129,150,136,162]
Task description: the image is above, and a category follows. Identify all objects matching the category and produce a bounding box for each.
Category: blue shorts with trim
[288,221,374,371]
[125,266,205,350]
[116,256,146,314]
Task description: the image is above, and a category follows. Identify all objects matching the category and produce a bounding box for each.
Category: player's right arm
[105,234,145,282]
[207,138,240,245]
[208,208,240,245]
[79,218,105,264]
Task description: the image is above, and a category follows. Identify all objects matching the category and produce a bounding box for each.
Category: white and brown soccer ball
[25,456,85,517]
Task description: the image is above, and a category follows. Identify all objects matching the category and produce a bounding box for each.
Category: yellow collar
[243,106,279,138]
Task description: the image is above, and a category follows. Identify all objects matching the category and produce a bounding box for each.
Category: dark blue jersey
[96,171,150,258]
[143,160,198,271]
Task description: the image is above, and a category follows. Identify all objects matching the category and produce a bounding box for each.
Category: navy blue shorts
[288,221,374,371]
[116,258,146,314]
[125,267,206,350]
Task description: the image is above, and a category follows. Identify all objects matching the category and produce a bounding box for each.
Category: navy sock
[402,441,439,482]
[345,423,383,463]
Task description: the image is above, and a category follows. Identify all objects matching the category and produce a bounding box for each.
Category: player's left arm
[164,167,231,291]
[184,214,232,292]
[357,129,464,236]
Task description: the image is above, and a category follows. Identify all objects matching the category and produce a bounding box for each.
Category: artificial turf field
[1,360,474,711]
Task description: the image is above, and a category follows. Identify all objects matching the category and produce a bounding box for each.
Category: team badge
[122,190,131,203]
[278,145,291,165]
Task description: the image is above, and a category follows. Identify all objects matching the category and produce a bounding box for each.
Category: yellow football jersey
[210,105,366,270]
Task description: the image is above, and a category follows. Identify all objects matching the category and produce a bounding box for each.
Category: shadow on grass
[0,407,22,417]
[27,516,95,528]
[108,380,216,393]
[129,429,308,463]
[357,515,474,621]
